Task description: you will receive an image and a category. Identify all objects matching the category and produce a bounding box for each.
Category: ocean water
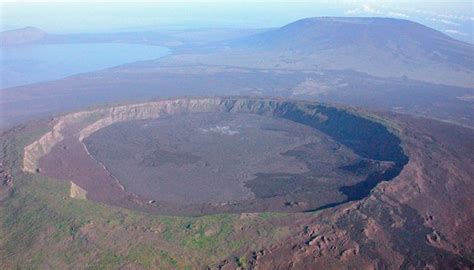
[0,43,169,88]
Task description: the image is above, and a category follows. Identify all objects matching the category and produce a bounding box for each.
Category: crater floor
[84,113,364,206]
[30,98,407,215]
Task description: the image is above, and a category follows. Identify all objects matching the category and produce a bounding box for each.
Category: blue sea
[0,43,169,88]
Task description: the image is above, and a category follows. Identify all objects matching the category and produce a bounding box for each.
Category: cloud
[429,18,461,26]
[345,4,409,18]
[437,13,473,21]
[444,29,467,36]
[345,3,472,24]
[345,3,382,15]
[361,4,378,14]
[344,8,359,15]
[387,12,410,18]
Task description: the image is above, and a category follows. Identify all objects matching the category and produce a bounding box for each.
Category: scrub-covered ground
[0,120,297,269]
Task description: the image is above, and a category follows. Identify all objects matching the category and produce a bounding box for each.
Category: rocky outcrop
[70,181,87,200]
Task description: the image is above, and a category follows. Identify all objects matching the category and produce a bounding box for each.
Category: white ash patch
[200,125,239,135]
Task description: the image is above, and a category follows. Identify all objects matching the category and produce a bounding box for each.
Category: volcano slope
[0,97,473,269]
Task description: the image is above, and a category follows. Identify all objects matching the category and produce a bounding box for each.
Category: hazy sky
[1,1,473,42]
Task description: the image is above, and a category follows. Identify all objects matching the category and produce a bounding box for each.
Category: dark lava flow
[247,101,409,212]
[79,99,409,214]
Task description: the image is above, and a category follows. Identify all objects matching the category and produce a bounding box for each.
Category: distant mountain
[227,17,474,87]
[0,27,47,46]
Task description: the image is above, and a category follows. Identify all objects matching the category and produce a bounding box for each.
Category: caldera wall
[23,97,408,214]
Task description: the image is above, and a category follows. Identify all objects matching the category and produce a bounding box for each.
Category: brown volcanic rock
[387,115,474,255]
[247,114,474,269]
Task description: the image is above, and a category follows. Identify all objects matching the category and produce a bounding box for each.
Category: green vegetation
[237,256,248,268]
[258,212,289,220]
[127,245,177,268]
[0,125,293,268]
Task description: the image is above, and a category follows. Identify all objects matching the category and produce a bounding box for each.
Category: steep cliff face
[23,98,406,193]
[24,98,283,172]
[23,110,93,172]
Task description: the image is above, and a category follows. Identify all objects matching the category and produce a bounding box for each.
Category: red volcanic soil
[38,129,135,208]
[228,113,474,269]
[37,121,204,215]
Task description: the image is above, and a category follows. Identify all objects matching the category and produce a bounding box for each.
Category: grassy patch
[92,250,125,269]
[0,124,293,269]
[127,245,177,268]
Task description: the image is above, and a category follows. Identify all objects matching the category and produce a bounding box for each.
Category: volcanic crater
[24,97,408,216]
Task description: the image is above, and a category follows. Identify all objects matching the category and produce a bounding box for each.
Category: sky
[1,1,473,42]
